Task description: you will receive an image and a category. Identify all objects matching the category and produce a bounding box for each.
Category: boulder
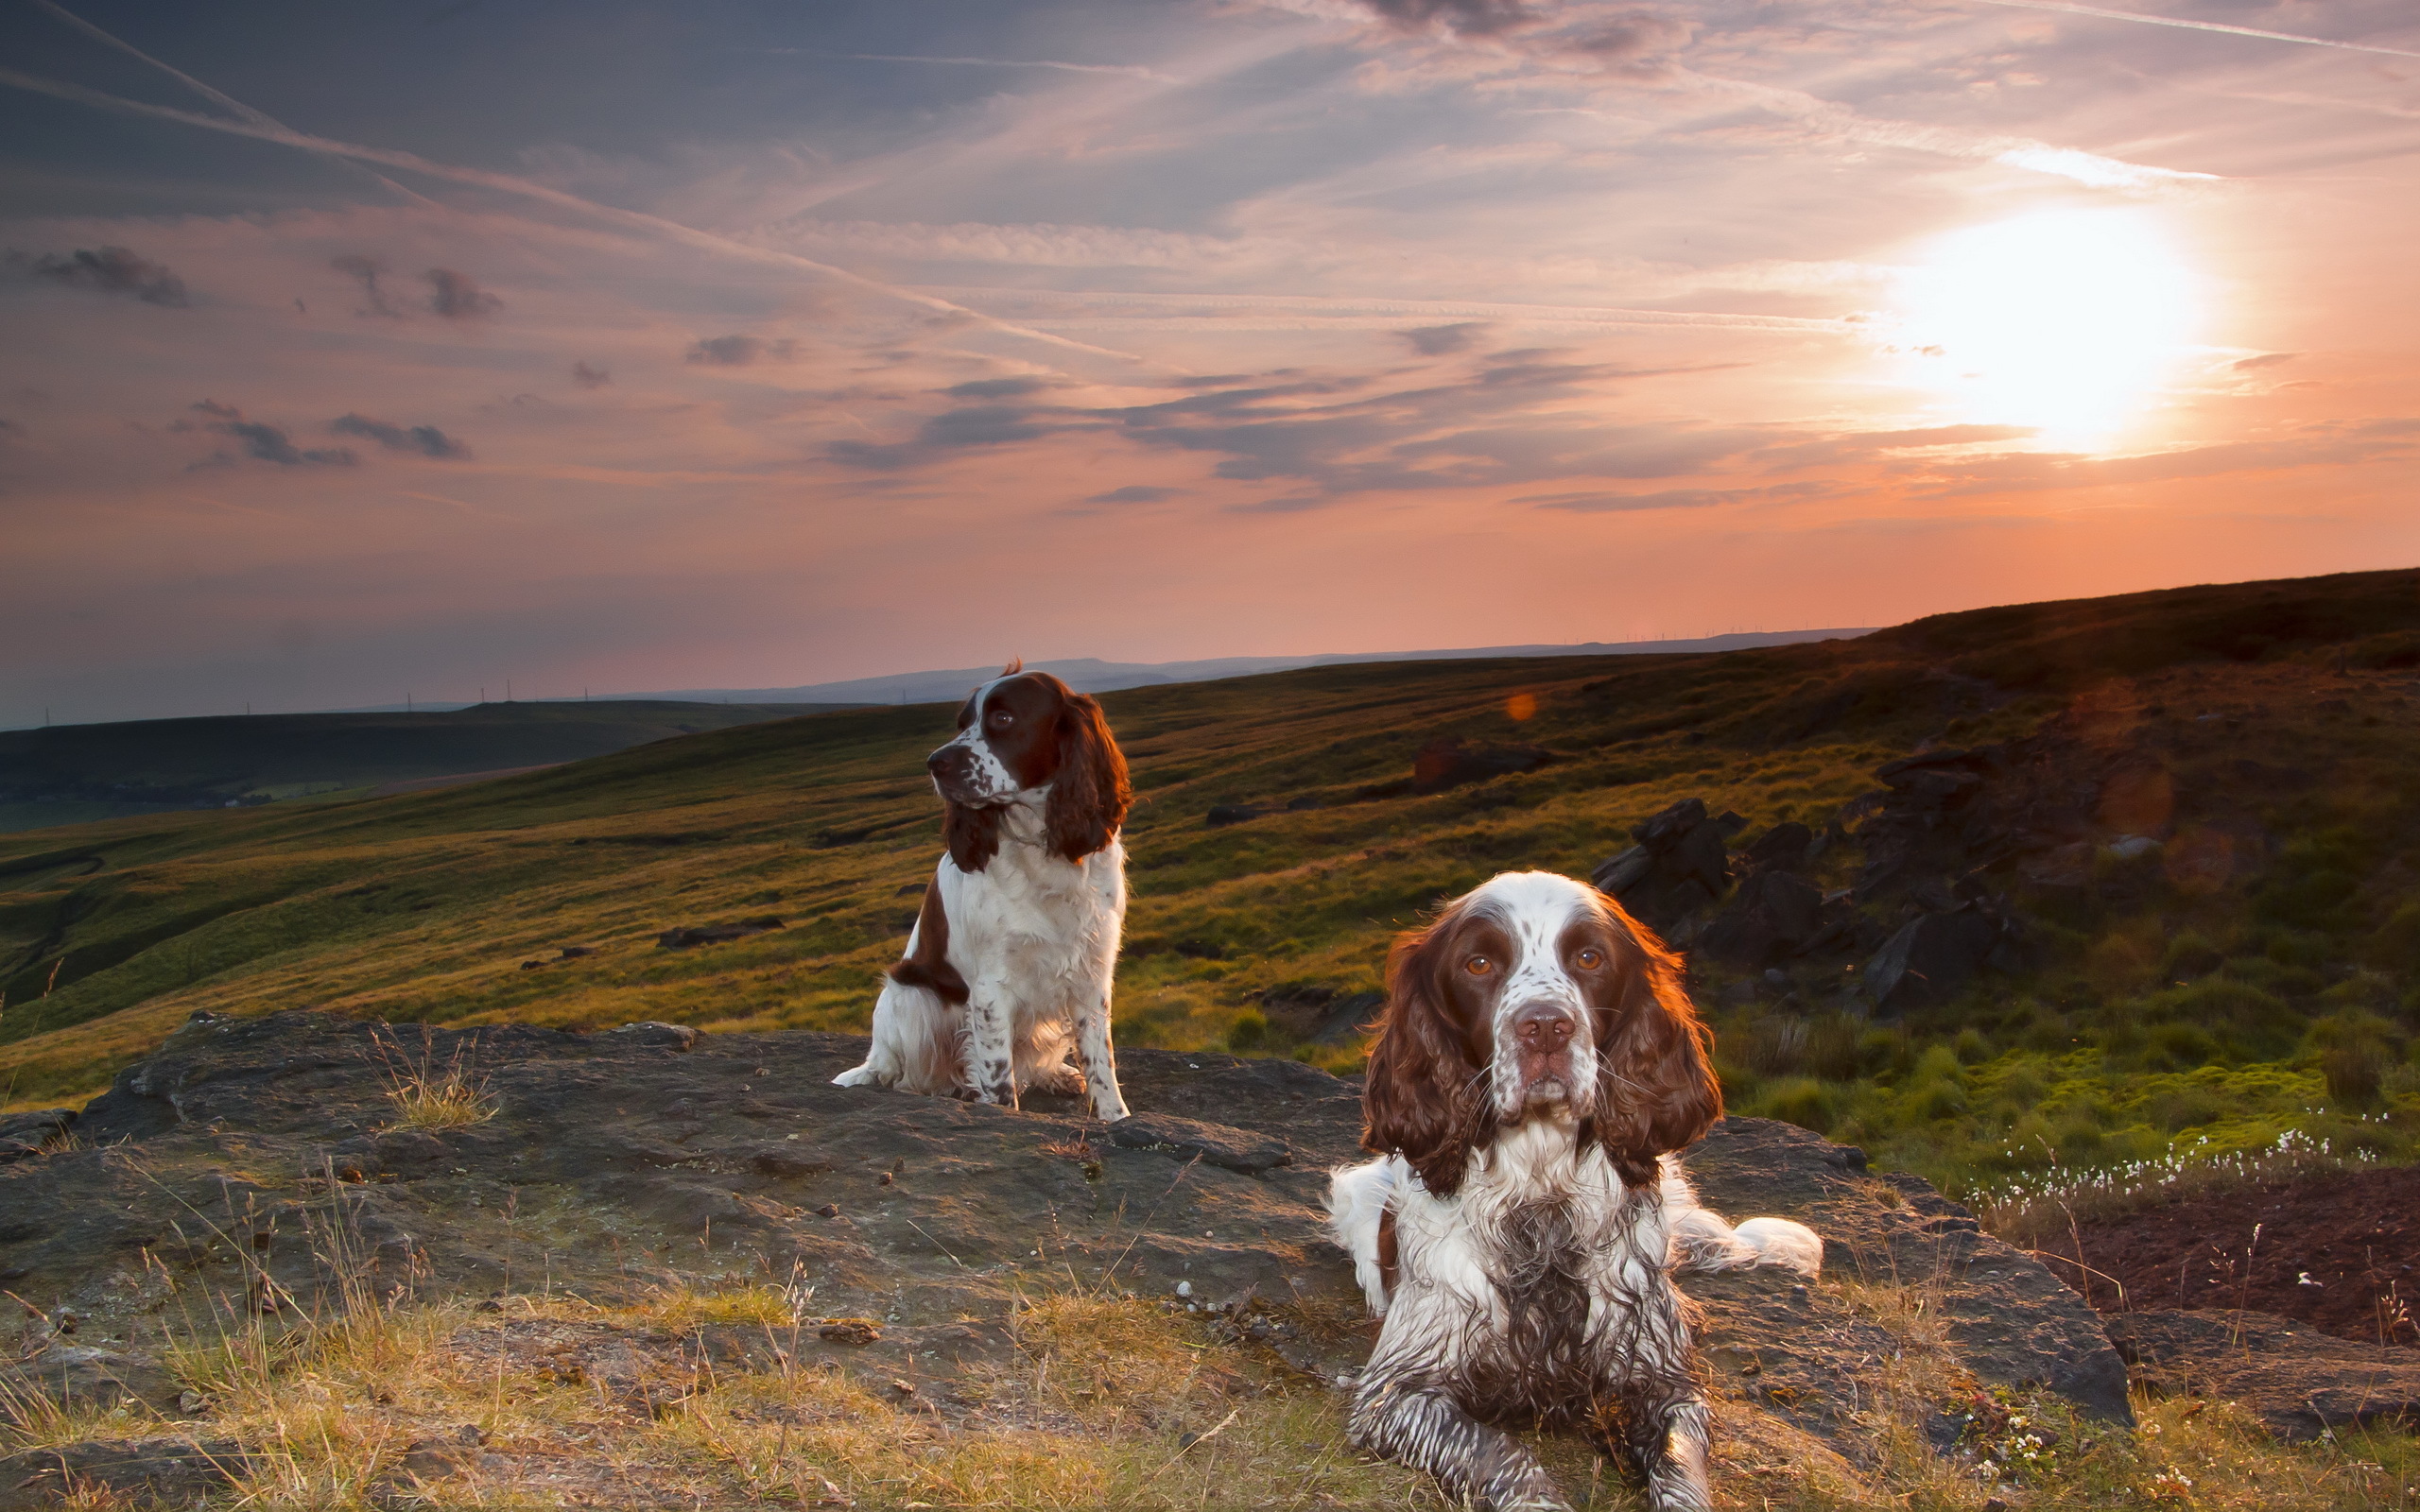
[1595,797,1735,931]
[1699,869,1825,968]
[1742,821,1813,872]
[1865,907,2002,1009]
[2107,1309,2420,1441]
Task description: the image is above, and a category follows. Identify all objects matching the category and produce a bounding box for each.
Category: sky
[2,0,2416,727]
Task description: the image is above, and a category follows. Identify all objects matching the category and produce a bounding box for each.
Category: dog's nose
[1512,1004,1577,1053]
[926,745,962,778]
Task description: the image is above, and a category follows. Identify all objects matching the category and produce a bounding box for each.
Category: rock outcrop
[2108,1310,2420,1441]
[1,1009,2134,1469]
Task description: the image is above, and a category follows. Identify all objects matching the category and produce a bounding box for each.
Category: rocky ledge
[4,1009,2138,1500]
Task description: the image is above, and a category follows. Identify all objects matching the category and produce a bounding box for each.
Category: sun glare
[1887,209,2204,450]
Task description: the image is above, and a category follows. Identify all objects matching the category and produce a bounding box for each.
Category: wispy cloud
[765,48,1179,83]
[1962,0,2420,61]
[0,64,1150,367]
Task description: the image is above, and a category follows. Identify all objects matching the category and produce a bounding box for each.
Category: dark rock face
[1592,797,1736,934]
[1864,907,2004,1010]
[2108,1310,2420,1440]
[1700,869,1825,969]
[0,1009,2134,1459]
[1743,821,1813,872]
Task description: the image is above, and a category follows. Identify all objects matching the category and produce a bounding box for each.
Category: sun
[1885,209,2204,450]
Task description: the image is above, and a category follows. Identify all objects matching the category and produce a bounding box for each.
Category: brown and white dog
[1327,870,1820,1512]
[832,663,1133,1120]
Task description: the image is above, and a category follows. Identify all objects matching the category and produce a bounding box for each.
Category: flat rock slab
[0,1437,247,1512]
[1,1010,2126,1462]
[1108,1111,1293,1173]
[2108,1309,2420,1441]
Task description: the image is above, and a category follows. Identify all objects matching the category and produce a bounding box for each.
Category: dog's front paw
[832,1064,883,1088]
[1091,1091,1131,1123]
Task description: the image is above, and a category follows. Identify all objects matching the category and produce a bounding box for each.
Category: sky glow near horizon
[1,0,2415,727]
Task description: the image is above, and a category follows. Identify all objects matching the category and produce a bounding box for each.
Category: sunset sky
[4,0,2416,727]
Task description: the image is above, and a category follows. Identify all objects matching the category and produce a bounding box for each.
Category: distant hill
[0,700,859,833]
[613,627,1873,706]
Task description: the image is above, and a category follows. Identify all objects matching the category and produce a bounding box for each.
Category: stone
[2106,1309,2420,1441]
[1743,822,1813,872]
[1865,908,2001,1009]
[0,1437,249,1511]
[609,1022,698,1050]
[0,1109,73,1162]
[1108,1112,1293,1174]
[1700,870,1825,968]
[1204,804,1268,827]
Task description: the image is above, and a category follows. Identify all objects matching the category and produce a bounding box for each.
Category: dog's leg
[961,987,1018,1108]
[1619,1386,1713,1512]
[1350,1378,1571,1512]
[1071,984,1127,1121]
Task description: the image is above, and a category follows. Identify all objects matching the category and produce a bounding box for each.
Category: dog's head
[929,662,1131,869]
[1360,870,1720,1194]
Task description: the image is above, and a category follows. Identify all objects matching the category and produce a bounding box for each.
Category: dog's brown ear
[1362,915,1495,1197]
[944,801,1002,873]
[1046,692,1131,862]
[1585,899,1720,1188]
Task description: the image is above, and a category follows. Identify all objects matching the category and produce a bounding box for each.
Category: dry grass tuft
[372,1026,496,1130]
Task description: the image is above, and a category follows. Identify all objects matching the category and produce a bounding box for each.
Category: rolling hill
[4,566,2417,1199]
[0,699,857,833]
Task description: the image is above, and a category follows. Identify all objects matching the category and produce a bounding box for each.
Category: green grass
[6,566,2420,1212]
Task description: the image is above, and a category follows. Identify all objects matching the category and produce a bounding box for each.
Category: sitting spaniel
[1328,870,1821,1512]
[832,663,1133,1121]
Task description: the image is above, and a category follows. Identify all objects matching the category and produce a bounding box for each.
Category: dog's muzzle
[1511,1001,1582,1107]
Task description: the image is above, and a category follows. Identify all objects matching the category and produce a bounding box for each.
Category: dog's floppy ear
[943,801,1002,873]
[1585,897,1721,1188]
[1362,912,1495,1197]
[1046,691,1131,862]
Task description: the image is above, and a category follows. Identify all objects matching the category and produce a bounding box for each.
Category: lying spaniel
[832,664,1133,1121]
[1328,870,1821,1512]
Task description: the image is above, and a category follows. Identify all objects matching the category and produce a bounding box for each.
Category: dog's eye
[1574,947,1605,971]
[1462,955,1494,977]
[990,710,1013,728]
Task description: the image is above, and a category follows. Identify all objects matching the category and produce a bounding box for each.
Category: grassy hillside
[5,567,2418,1201]
[0,699,854,833]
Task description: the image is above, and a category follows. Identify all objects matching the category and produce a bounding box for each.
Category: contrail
[768,48,1179,83]
[29,0,441,207]
[0,66,1149,366]
[1966,0,2420,60]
